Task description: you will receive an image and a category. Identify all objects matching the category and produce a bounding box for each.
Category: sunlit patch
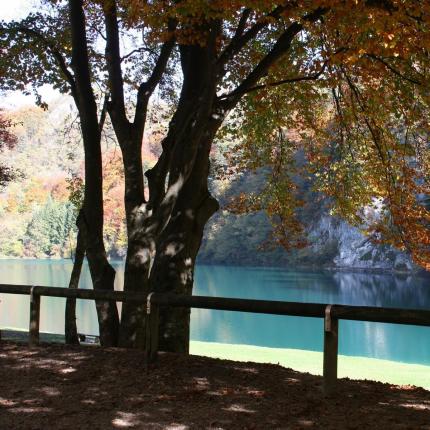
[23,399,42,405]
[128,395,146,404]
[392,385,417,391]
[246,389,265,398]
[164,243,179,256]
[165,175,184,203]
[297,419,315,427]
[59,367,76,374]
[37,386,61,396]
[158,407,172,413]
[285,377,301,384]
[193,377,209,387]
[207,391,224,396]
[8,356,75,372]
[233,367,259,374]
[112,411,142,428]
[134,248,151,265]
[0,397,18,407]
[9,349,38,357]
[224,404,255,414]
[400,402,430,411]
[155,394,176,401]
[81,399,96,405]
[164,424,189,430]
[10,407,52,413]
[184,257,192,267]
[86,387,109,396]
[58,352,89,361]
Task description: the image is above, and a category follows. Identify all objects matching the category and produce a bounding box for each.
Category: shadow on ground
[0,341,429,429]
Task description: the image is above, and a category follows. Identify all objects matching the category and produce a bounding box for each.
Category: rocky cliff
[198,175,417,272]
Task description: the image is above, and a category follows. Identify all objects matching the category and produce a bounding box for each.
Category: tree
[0,110,18,186]
[118,0,430,352]
[2,0,430,353]
[24,197,76,256]
[1,0,119,345]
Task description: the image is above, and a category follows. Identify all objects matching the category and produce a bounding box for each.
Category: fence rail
[1,283,430,395]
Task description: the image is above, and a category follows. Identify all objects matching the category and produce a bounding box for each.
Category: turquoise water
[0,259,429,365]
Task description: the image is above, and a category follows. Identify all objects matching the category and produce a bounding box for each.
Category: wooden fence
[1,283,430,395]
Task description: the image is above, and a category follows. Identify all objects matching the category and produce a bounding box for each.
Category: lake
[0,259,429,365]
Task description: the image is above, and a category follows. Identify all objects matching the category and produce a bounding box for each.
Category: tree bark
[148,124,220,352]
[117,136,150,348]
[65,228,85,345]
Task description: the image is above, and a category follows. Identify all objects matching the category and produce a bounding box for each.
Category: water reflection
[1,260,430,365]
[191,266,430,365]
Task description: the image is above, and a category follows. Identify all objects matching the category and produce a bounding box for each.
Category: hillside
[198,171,415,271]
[0,101,417,271]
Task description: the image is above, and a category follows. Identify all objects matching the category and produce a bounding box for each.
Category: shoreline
[0,256,426,276]
[2,329,428,390]
[191,341,430,390]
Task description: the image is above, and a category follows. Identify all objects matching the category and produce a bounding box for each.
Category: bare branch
[120,46,155,62]
[366,54,422,86]
[133,20,176,135]
[69,0,99,123]
[235,8,252,38]
[218,7,327,111]
[103,0,128,132]
[98,93,109,132]
[218,61,328,100]
[217,5,292,69]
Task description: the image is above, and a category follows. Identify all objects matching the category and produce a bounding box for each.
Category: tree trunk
[69,0,120,346]
[65,228,85,345]
[78,209,120,346]
[149,192,218,352]
[149,127,220,352]
[115,27,222,349]
[118,139,150,348]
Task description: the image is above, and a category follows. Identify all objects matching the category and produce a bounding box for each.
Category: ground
[0,341,430,429]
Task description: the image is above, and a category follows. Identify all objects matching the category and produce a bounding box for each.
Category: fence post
[323,304,338,396]
[145,293,159,365]
[29,286,41,346]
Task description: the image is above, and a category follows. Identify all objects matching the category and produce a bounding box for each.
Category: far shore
[0,256,426,275]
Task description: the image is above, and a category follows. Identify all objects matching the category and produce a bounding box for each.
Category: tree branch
[218,7,328,111]
[366,54,422,86]
[235,8,252,38]
[218,61,328,100]
[217,5,292,69]
[121,46,155,62]
[8,25,77,99]
[133,20,176,135]
[103,0,128,132]
[99,93,109,132]
[341,66,389,172]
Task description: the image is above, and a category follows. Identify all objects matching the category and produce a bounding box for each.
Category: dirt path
[0,341,429,429]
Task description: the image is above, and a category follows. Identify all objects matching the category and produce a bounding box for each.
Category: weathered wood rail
[1,283,430,395]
